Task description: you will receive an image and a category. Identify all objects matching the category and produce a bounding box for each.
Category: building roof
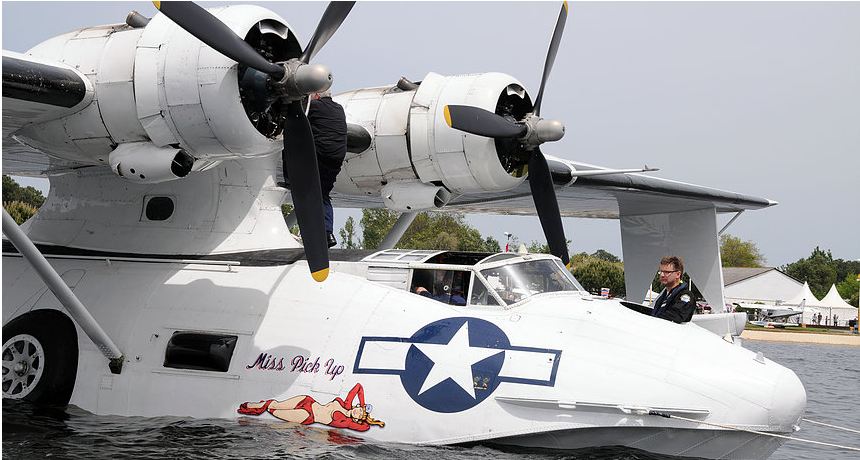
[723,267,773,286]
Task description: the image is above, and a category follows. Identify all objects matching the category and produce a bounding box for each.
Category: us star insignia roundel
[353,317,562,413]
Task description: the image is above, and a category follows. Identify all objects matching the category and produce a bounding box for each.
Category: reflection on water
[3,342,857,460]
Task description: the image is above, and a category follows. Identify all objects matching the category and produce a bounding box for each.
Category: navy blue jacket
[651,282,695,323]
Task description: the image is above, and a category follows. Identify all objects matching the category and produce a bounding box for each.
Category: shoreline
[741,329,860,346]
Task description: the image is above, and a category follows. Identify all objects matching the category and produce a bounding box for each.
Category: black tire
[2,310,78,405]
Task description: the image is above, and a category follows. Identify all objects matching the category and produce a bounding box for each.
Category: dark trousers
[323,195,334,234]
[320,169,338,234]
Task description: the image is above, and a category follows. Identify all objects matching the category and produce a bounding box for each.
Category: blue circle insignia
[399,317,509,413]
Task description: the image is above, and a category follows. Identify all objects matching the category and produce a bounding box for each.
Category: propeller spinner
[445,2,571,266]
[153,1,355,282]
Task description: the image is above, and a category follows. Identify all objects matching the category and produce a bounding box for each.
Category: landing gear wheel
[2,310,78,405]
[2,334,45,399]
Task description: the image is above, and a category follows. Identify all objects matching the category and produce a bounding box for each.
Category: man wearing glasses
[651,256,695,323]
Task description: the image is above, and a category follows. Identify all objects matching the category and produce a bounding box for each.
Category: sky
[2,1,858,267]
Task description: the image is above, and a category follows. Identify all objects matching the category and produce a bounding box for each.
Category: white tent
[783,282,827,325]
[820,284,858,326]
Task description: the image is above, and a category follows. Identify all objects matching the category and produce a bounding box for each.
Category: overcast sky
[3,2,858,267]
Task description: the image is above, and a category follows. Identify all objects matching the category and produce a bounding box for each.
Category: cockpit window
[469,278,500,306]
[479,259,582,305]
[410,269,470,306]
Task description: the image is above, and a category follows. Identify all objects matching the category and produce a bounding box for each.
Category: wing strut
[2,210,124,374]
[718,210,745,235]
[379,212,419,250]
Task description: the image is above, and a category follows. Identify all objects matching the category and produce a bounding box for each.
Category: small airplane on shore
[3,2,805,459]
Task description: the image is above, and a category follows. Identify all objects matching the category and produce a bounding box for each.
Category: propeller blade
[533,1,569,116]
[154,1,285,80]
[281,101,330,282]
[443,105,527,139]
[528,149,570,266]
[300,1,356,64]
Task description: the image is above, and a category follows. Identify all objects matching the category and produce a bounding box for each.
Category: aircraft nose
[768,365,806,431]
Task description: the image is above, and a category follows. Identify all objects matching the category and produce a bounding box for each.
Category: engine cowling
[11,5,300,182]
[334,72,534,203]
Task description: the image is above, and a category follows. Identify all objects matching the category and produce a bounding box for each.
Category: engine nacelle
[334,72,533,200]
[108,142,194,184]
[11,6,300,179]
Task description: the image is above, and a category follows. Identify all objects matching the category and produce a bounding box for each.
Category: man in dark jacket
[651,256,695,323]
[307,90,347,248]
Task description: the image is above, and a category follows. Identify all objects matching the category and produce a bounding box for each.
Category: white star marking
[413,322,503,399]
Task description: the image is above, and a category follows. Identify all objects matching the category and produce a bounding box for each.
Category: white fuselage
[2,249,805,458]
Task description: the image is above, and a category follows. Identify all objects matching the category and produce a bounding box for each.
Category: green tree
[4,201,38,224]
[781,247,837,299]
[833,258,860,287]
[482,236,501,253]
[720,233,765,267]
[526,241,551,254]
[525,240,574,256]
[835,273,859,308]
[359,209,500,252]
[569,253,626,298]
[399,212,487,251]
[2,175,46,208]
[591,249,621,263]
[360,209,399,250]
[338,216,360,249]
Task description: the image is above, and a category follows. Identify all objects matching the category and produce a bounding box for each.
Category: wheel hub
[2,334,45,399]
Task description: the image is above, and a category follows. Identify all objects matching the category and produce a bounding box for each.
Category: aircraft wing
[735,303,802,319]
[2,50,95,177]
[329,156,776,217]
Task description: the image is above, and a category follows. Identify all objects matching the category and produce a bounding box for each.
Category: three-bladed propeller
[154,1,355,281]
[445,2,571,266]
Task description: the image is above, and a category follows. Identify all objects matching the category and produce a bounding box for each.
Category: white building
[722,268,858,326]
[723,267,803,306]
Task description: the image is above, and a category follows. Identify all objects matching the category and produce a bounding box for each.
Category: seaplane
[2,2,806,459]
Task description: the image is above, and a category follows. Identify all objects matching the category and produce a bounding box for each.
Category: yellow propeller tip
[443,105,453,127]
[565,261,573,270]
[563,1,569,13]
[311,268,330,282]
[152,1,161,9]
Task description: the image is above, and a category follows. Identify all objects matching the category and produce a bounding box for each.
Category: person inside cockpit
[651,255,695,323]
[411,269,467,306]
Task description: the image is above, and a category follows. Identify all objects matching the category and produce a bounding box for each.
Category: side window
[164,332,238,372]
[410,269,470,306]
[143,196,175,221]
[469,278,500,306]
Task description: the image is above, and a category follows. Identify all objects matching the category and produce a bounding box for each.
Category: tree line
[782,247,859,307]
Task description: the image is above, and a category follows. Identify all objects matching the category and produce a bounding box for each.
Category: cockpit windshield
[478,259,583,305]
